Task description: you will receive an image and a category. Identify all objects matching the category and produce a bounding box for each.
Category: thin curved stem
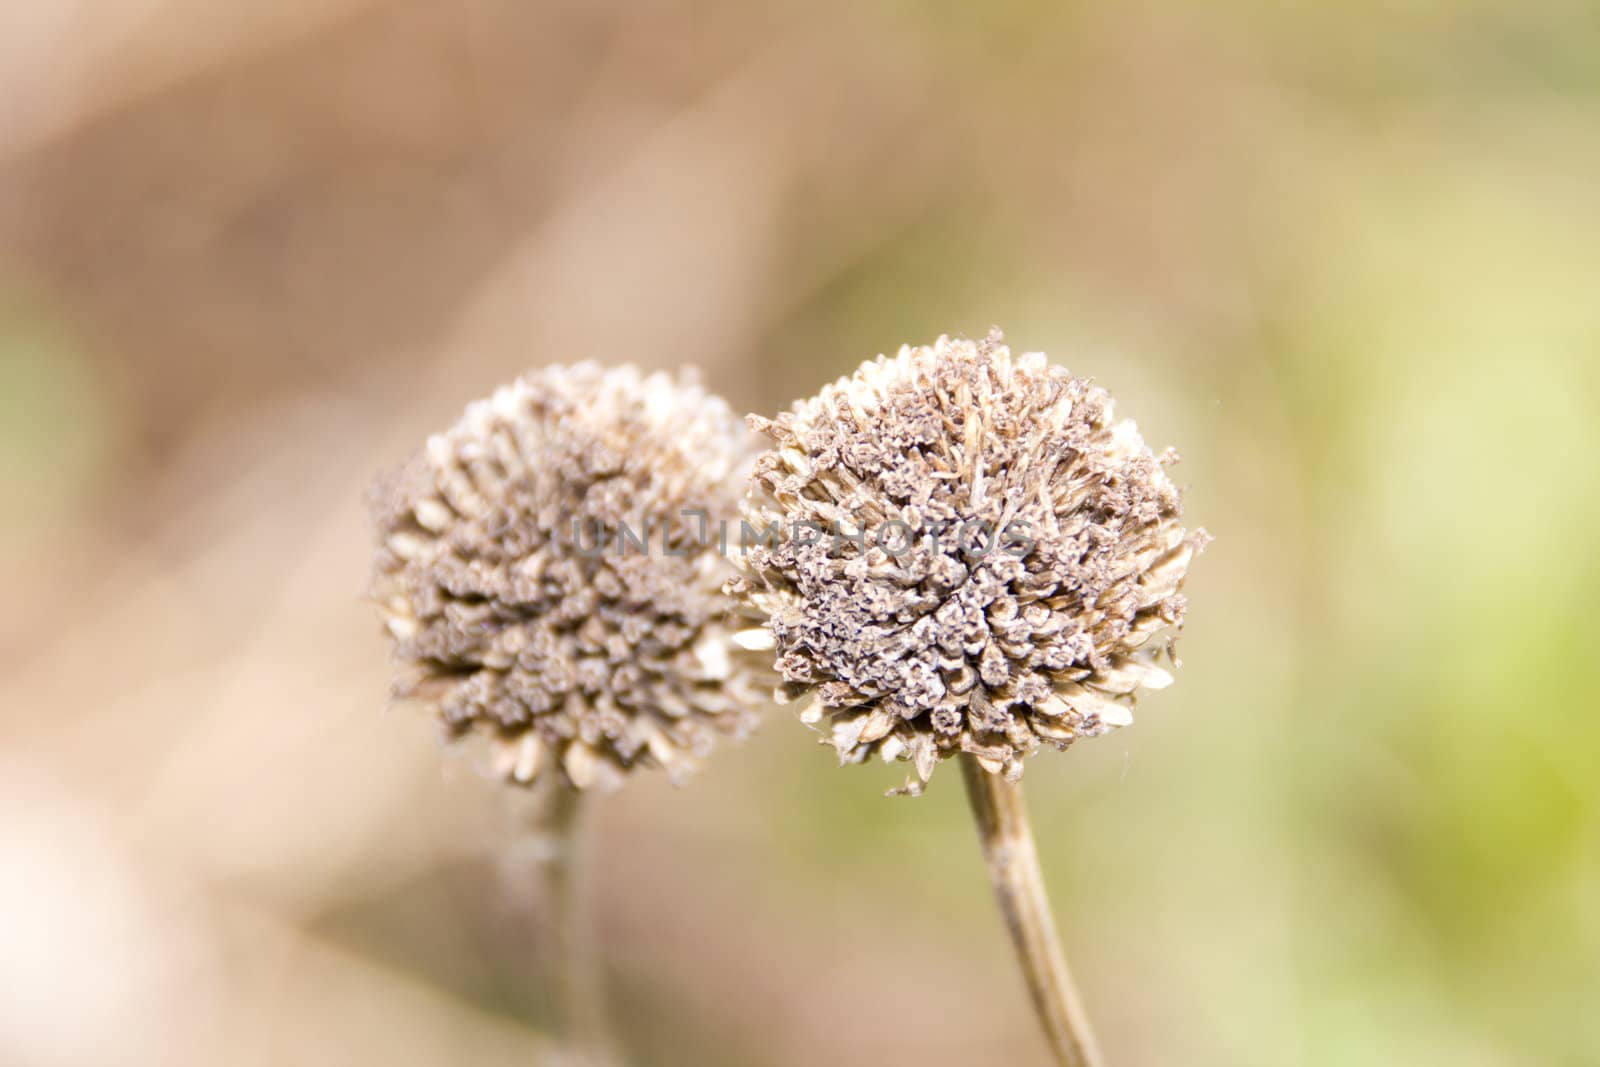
[960,754,1104,1067]
[528,786,620,1067]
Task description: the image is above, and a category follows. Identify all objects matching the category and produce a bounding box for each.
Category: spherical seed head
[729,330,1208,795]
[370,363,769,791]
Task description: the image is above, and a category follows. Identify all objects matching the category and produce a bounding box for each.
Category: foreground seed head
[729,330,1208,794]
[370,363,768,791]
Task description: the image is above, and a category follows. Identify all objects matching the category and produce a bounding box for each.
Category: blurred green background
[2,2,1596,1065]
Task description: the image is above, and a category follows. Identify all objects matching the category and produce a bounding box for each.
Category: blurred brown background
[2,2,1597,1065]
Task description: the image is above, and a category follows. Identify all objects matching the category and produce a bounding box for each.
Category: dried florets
[370,363,768,790]
[729,330,1207,794]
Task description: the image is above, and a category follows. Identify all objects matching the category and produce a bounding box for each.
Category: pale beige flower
[370,363,768,790]
[729,330,1207,794]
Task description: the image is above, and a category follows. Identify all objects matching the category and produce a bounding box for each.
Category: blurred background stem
[529,786,620,1067]
[960,754,1104,1067]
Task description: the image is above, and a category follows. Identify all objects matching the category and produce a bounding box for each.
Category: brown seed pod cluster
[728,330,1207,794]
[370,363,768,790]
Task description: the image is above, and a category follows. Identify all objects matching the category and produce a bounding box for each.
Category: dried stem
[527,786,621,1067]
[960,754,1104,1067]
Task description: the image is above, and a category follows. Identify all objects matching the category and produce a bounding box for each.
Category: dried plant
[729,330,1206,1066]
[369,362,769,1066]
[370,362,768,791]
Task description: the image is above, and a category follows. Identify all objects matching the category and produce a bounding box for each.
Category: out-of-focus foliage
[1,2,1595,1065]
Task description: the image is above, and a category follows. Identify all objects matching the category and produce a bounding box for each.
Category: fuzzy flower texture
[370,364,767,791]
[730,330,1207,794]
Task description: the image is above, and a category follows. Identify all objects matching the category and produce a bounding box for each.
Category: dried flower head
[370,363,768,791]
[729,330,1207,794]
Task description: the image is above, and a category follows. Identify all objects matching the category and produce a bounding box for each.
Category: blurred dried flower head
[370,364,767,791]
[730,330,1208,794]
